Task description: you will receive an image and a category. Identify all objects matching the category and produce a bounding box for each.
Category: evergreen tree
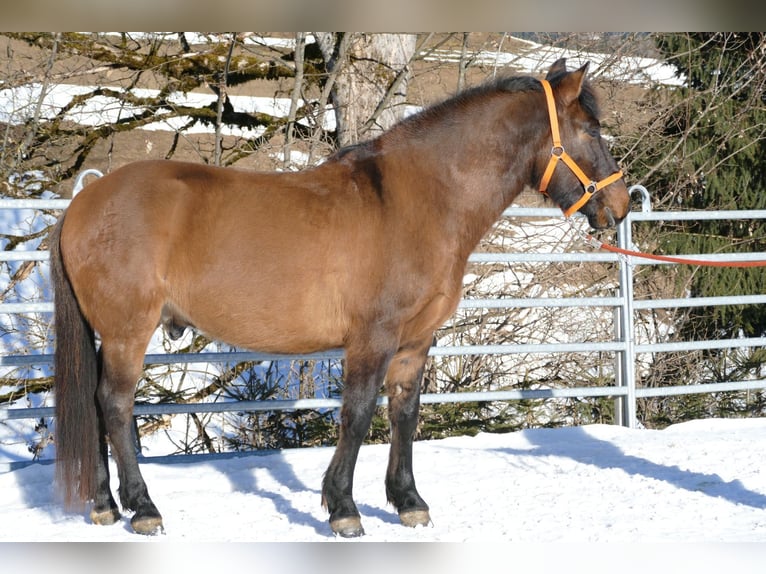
[652,33,766,338]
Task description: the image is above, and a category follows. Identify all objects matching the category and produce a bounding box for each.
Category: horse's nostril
[605,207,616,228]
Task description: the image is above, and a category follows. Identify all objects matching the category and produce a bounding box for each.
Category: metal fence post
[615,185,652,428]
[615,215,637,427]
[613,300,626,426]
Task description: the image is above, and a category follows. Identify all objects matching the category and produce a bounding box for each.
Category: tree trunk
[315,33,417,146]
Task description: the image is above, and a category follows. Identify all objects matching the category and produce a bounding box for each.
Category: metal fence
[2,184,766,469]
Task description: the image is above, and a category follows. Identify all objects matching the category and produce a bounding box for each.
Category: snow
[422,36,684,87]
[1,417,766,544]
[0,82,327,138]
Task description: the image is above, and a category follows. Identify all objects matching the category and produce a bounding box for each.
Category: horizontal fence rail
[2,185,766,470]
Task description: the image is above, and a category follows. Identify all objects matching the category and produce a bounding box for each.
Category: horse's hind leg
[90,421,121,525]
[89,351,121,525]
[322,341,395,537]
[97,340,163,535]
[384,337,432,528]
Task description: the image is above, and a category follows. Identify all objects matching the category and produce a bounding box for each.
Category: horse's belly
[175,273,349,354]
[194,312,346,355]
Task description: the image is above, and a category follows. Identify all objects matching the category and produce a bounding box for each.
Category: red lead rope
[583,233,766,268]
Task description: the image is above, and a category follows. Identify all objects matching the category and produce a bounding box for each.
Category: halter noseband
[538,79,623,218]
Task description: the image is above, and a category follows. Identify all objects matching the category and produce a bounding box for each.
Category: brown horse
[50,59,629,537]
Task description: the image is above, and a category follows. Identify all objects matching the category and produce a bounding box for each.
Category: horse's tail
[50,215,100,509]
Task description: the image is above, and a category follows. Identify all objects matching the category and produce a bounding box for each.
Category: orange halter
[538,79,623,218]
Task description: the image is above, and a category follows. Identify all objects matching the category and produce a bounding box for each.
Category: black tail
[50,216,100,509]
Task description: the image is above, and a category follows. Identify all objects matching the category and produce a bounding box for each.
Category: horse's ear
[557,62,590,106]
[545,58,568,80]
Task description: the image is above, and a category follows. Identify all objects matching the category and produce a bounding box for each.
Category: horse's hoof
[131,514,165,536]
[399,508,432,528]
[330,516,365,538]
[90,506,121,526]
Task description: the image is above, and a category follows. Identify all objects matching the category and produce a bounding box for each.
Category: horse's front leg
[384,337,432,528]
[322,344,394,537]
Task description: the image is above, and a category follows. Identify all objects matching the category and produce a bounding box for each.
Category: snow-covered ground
[2,417,766,544]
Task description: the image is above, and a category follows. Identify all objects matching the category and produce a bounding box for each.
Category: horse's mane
[329,72,600,162]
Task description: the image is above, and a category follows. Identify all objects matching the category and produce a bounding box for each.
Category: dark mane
[330,72,600,160]
[407,73,600,128]
[392,76,543,136]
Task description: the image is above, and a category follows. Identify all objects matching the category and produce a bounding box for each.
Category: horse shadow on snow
[492,426,766,510]
[203,449,400,535]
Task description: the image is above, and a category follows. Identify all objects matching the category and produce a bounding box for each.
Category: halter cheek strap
[538,79,623,218]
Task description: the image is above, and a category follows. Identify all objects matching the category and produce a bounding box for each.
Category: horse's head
[536,59,629,230]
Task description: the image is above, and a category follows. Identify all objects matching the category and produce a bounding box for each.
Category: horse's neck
[385,111,540,258]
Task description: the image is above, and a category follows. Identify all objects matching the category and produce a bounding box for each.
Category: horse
[49,58,629,537]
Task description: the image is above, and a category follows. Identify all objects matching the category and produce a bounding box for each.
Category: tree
[652,33,766,338]
[0,32,314,191]
[314,33,417,146]
[615,33,766,426]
